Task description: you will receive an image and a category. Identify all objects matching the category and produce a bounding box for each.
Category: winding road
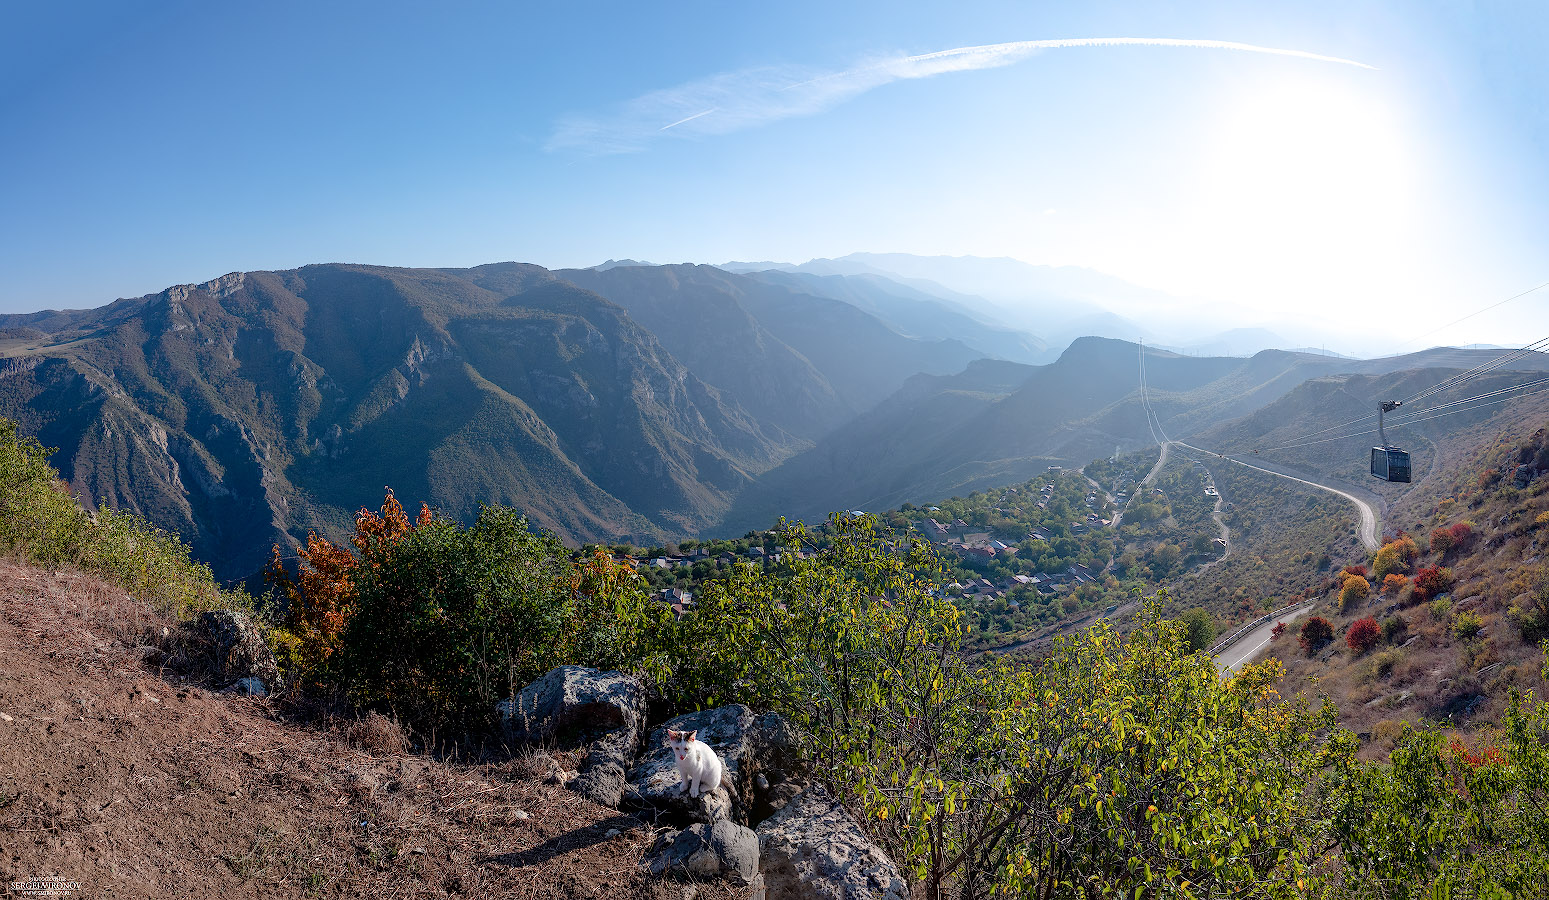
[1214,603,1314,674]
[1174,442,1381,552]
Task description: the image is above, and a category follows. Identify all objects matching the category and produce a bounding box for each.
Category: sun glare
[1183,77,1423,324]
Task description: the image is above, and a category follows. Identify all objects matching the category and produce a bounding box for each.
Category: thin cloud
[547,37,1375,154]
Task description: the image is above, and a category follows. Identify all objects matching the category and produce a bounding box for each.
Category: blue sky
[1,1,1545,348]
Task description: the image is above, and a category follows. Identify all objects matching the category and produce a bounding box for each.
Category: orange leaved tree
[267,488,432,686]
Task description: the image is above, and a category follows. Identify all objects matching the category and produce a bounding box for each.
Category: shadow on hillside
[478,813,643,868]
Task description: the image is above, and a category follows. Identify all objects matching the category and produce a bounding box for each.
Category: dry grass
[0,557,750,900]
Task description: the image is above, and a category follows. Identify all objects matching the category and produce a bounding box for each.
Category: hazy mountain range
[725,253,1367,357]
[3,253,1546,580]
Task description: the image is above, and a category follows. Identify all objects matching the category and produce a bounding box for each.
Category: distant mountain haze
[724,253,1361,356]
[719,338,1549,531]
[558,263,983,430]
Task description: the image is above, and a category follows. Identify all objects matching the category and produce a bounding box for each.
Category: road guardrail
[1208,599,1314,657]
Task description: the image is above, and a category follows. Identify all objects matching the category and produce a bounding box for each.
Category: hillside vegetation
[3,412,1549,897]
[1259,412,1549,751]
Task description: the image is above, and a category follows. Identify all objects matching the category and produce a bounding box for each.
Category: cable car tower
[1370,400,1412,483]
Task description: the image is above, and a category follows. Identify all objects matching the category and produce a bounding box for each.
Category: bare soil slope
[0,559,742,899]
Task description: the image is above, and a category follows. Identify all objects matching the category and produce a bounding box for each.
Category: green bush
[0,417,232,618]
[1325,691,1549,898]
[1452,609,1484,641]
[340,507,579,731]
[1180,606,1216,652]
[0,418,93,563]
[337,506,671,734]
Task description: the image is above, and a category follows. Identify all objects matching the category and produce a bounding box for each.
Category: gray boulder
[757,785,908,900]
[496,665,647,747]
[628,704,755,822]
[499,666,649,809]
[197,609,283,693]
[646,819,761,885]
[571,729,634,807]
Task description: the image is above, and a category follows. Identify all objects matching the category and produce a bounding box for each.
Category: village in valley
[598,447,1228,648]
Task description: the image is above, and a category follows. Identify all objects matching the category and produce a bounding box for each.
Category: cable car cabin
[1371,447,1412,483]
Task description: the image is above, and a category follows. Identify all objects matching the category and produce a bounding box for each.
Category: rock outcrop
[757,785,908,900]
[498,666,648,808]
[646,819,761,886]
[196,609,283,693]
[497,665,647,746]
[627,703,808,823]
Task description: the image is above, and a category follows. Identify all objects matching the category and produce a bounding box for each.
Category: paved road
[1190,482,1232,575]
[1142,441,1171,486]
[1214,604,1314,673]
[1174,442,1381,552]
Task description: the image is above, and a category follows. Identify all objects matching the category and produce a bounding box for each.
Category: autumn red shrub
[1299,616,1334,656]
[1412,565,1454,603]
[1271,621,1286,640]
[1429,527,1455,556]
[1342,565,1369,579]
[1448,737,1505,769]
[267,488,432,684]
[1448,521,1474,550]
[1347,616,1381,654]
[1382,573,1408,595]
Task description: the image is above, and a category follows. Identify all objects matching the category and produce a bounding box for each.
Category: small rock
[605,828,621,838]
[758,785,907,900]
[512,809,530,820]
[646,820,760,885]
[0,713,12,722]
[231,677,268,697]
[196,609,283,693]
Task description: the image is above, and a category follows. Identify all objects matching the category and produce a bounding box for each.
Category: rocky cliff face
[0,264,795,580]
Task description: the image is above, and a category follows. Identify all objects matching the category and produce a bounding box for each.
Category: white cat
[666,728,723,798]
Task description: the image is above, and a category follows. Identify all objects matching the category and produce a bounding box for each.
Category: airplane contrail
[660,107,720,131]
[549,37,1376,154]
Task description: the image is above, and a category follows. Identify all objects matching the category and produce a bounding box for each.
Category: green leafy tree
[1324,691,1549,898]
[1180,607,1216,653]
[339,507,668,732]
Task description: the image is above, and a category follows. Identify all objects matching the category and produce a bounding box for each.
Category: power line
[1256,379,1549,451]
[1257,376,1549,451]
[1387,279,1549,354]
[1401,336,1549,405]
[1251,332,1549,451]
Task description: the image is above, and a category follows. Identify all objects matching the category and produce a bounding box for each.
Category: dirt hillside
[0,558,745,899]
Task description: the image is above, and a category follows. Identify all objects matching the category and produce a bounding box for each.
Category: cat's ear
[665,729,679,741]
[685,730,697,743]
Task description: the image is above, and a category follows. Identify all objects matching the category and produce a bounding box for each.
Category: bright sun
[1182,76,1423,322]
